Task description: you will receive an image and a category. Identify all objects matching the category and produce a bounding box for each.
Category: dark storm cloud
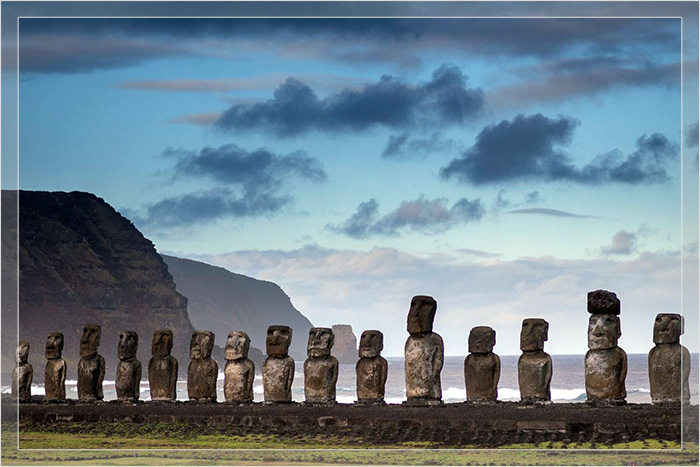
[505,208,596,219]
[382,131,461,159]
[165,143,327,187]
[14,17,679,73]
[327,196,485,239]
[123,143,325,228]
[123,188,291,228]
[440,114,679,185]
[214,65,483,137]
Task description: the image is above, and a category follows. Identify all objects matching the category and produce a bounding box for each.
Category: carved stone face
[152,330,173,357]
[16,341,29,364]
[520,318,549,352]
[407,295,437,335]
[80,325,101,358]
[468,326,495,354]
[587,289,621,314]
[45,332,64,359]
[359,330,383,358]
[226,331,250,360]
[653,313,683,344]
[587,314,621,350]
[266,325,292,357]
[307,327,334,358]
[190,331,214,359]
[118,331,138,360]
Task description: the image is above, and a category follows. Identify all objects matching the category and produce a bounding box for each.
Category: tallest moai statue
[584,290,627,406]
[404,295,444,404]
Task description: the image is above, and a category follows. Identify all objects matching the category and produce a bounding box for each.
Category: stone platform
[14,401,699,448]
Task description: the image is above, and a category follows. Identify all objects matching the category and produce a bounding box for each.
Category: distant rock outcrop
[161,255,314,359]
[3,190,197,381]
[332,324,357,364]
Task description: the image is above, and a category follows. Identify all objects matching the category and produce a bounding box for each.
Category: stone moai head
[118,331,138,360]
[587,289,621,350]
[266,325,292,357]
[307,327,334,358]
[359,330,384,359]
[588,314,621,350]
[226,331,251,360]
[469,326,496,354]
[520,318,549,352]
[190,331,214,360]
[80,325,101,358]
[407,295,437,335]
[16,341,29,364]
[45,332,64,360]
[152,330,173,357]
[653,313,684,345]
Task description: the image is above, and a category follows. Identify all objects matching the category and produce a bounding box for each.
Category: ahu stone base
[16,400,697,447]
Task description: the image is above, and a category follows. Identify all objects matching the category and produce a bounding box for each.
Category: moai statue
[304,327,339,404]
[148,330,178,401]
[187,331,217,402]
[649,313,691,404]
[355,330,388,404]
[404,295,444,404]
[45,332,67,401]
[584,290,627,405]
[12,341,32,402]
[518,319,552,403]
[77,324,105,401]
[115,331,142,402]
[262,325,295,403]
[464,326,500,402]
[224,331,255,403]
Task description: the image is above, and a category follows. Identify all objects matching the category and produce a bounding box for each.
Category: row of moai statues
[12,290,691,405]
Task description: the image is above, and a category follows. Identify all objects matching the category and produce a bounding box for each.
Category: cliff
[332,324,358,364]
[161,255,313,359]
[4,190,196,381]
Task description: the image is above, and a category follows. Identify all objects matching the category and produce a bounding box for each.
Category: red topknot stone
[587,290,621,315]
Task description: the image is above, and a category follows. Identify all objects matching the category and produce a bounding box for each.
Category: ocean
[8,353,698,404]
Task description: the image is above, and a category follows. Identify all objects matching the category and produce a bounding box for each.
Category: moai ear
[681,315,685,335]
[543,321,549,341]
[616,316,622,339]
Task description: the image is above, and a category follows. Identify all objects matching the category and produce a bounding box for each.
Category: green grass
[2,423,698,466]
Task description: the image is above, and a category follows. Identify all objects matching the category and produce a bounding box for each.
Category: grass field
[1,423,698,466]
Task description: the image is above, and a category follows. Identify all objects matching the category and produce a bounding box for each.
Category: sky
[4,2,699,357]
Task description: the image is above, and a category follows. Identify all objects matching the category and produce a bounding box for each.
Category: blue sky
[5,3,699,356]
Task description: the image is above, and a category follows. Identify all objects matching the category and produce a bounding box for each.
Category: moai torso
[648,313,691,404]
[187,331,218,402]
[356,330,388,403]
[45,333,66,401]
[304,327,339,403]
[116,331,142,402]
[465,327,500,402]
[224,331,255,403]
[12,341,32,402]
[77,325,105,401]
[263,325,295,403]
[149,330,178,401]
[404,295,444,401]
[518,319,552,402]
[584,290,626,404]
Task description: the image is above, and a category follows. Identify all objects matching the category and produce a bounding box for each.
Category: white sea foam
[497,388,521,400]
[336,395,356,404]
[253,385,264,394]
[442,387,466,401]
[1,386,11,394]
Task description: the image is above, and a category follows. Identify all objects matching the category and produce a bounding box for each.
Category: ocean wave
[551,388,586,400]
[442,387,466,401]
[498,388,520,400]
